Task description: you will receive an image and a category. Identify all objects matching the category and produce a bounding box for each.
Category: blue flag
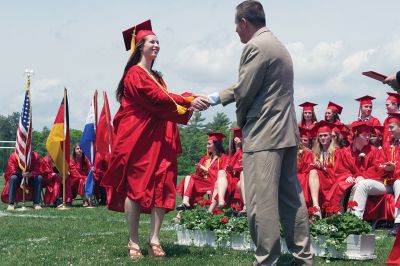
[80,99,96,197]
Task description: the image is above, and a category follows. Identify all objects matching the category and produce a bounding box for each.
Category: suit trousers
[243,146,313,266]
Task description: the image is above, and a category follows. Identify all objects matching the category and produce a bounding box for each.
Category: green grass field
[0,176,395,265]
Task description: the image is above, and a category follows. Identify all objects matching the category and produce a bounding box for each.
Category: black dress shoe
[389,223,400,236]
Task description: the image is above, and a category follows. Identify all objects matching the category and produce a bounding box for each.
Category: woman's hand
[345,176,354,183]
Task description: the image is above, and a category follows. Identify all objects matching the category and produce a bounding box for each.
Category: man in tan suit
[193,1,313,265]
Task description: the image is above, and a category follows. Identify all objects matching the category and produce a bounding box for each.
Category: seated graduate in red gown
[370,125,384,149]
[350,113,400,236]
[298,102,318,130]
[176,132,227,211]
[383,92,400,146]
[331,124,350,149]
[325,121,380,210]
[100,19,194,259]
[41,154,73,207]
[69,143,91,206]
[297,126,314,208]
[324,101,344,126]
[350,95,381,128]
[210,128,244,212]
[93,151,109,205]
[307,121,339,218]
[1,150,43,210]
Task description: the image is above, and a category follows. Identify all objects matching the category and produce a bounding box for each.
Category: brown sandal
[147,242,166,257]
[128,242,144,259]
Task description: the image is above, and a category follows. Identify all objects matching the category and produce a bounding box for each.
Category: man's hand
[383,73,400,91]
[191,95,210,111]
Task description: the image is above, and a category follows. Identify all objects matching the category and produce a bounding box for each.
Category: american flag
[15,83,32,172]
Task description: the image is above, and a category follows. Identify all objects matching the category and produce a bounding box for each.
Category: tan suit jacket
[220,27,299,152]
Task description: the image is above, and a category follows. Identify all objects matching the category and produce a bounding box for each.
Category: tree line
[0,112,235,175]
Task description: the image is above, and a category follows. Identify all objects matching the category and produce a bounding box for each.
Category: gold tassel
[384,178,387,186]
[130,29,136,55]
[176,104,187,115]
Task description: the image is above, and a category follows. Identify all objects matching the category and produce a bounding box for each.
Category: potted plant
[310,201,375,260]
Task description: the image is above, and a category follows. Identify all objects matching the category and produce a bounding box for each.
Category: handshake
[190,94,211,112]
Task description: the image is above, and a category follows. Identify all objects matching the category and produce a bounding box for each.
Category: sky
[1,0,400,132]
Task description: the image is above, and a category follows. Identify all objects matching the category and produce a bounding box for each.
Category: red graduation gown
[326,144,380,208]
[310,149,340,210]
[101,65,192,213]
[225,149,243,205]
[69,156,91,199]
[1,152,41,203]
[177,154,227,205]
[297,149,314,207]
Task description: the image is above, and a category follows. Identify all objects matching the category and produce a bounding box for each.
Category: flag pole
[58,88,70,210]
[19,70,33,211]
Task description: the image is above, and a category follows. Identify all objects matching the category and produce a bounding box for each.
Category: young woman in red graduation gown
[307,121,340,217]
[176,132,227,211]
[209,128,244,212]
[325,122,380,209]
[100,20,194,259]
[382,92,400,146]
[298,102,318,130]
[297,126,314,207]
[68,144,91,205]
[325,101,344,126]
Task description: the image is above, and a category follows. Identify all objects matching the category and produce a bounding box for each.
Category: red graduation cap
[299,102,318,112]
[207,132,226,142]
[387,92,400,104]
[387,112,400,124]
[351,121,373,135]
[299,126,312,139]
[356,95,375,119]
[327,101,343,115]
[373,125,384,136]
[355,95,375,105]
[122,20,155,54]
[312,120,335,137]
[229,127,242,139]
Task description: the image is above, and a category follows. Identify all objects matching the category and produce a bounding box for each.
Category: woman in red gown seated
[307,121,339,218]
[298,102,318,130]
[297,126,314,207]
[176,132,227,211]
[209,128,244,213]
[69,143,91,206]
[100,20,194,259]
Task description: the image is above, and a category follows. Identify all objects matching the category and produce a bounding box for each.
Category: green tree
[177,112,208,175]
[206,112,230,134]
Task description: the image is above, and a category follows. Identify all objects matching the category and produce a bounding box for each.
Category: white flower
[359,153,366,158]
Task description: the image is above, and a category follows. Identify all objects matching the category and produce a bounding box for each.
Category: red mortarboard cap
[355,95,375,105]
[299,126,313,139]
[386,92,400,104]
[327,101,343,114]
[207,132,226,142]
[351,121,373,135]
[299,102,318,112]
[373,125,384,136]
[229,127,242,139]
[312,120,335,137]
[122,20,155,52]
[387,112,400,124]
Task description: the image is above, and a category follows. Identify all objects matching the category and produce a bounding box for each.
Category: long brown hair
[116,37,156,103]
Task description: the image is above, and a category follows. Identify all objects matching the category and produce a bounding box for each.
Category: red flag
[96,91,114,158]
